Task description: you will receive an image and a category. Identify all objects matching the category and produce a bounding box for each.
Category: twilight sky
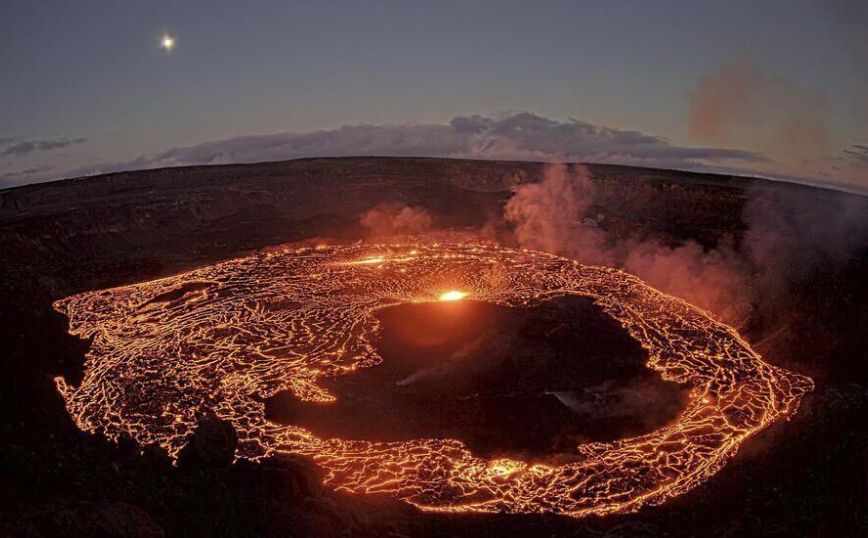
[1,0,866,189]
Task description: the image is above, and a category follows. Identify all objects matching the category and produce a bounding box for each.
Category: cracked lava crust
[53,241,813,517]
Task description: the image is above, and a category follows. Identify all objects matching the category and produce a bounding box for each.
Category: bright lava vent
[438,290,469,301]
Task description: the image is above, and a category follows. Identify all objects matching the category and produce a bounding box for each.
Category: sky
[1,0,866,189]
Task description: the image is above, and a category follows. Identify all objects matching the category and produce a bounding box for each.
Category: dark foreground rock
[177,418,238,469]
[2,502,164,538]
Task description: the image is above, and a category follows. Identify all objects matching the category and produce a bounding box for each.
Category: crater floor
[267,297,688,459]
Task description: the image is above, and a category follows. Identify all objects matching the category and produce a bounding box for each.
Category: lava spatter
[53,241,813,517]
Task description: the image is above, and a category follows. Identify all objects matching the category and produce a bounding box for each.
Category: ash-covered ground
[1,157,866,536]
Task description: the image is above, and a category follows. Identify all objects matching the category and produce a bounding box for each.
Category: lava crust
[53,241,813,517]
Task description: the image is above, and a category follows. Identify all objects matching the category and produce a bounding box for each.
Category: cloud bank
[844,144,868,166]
[1,112,763,187]
[0,137,87,158]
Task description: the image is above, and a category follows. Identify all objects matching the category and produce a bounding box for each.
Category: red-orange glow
[439,290,469,301]
[52,241,812,518]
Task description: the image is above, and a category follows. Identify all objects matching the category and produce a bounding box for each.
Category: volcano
[1,158,864,536]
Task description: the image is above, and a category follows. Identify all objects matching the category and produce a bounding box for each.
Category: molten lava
[439,290,469,302]
[53,241,813,517]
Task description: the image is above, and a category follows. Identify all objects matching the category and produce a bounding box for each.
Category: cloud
[689,56,832,162]
[444,113,764,166]
[0,137,87,157]
[844,144,868,166]
[1,112,765,186]
[1,165,54,177]
[133,112,763,170]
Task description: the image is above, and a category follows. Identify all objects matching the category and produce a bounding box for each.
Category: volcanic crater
[51,241,813,516]
[266,296,688,460]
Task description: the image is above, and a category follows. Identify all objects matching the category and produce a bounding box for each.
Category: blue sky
[1,0,866,187]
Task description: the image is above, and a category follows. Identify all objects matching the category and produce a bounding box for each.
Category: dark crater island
[267,296,687,460]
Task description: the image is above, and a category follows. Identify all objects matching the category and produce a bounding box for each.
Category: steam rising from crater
[502,164,868,325]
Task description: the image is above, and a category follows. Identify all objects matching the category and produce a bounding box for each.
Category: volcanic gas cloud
[54,241,812,517]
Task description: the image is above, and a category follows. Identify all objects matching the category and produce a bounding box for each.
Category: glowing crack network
[54,241,813,517]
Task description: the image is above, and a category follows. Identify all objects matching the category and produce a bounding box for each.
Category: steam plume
[502,164,868,325]
[360,203,434,238]
[689,57,832,164]
[504,164,612,266]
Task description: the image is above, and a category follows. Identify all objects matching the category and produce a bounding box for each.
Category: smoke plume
[742,184,868,305]
[504,164,612,266]
[502,164,868,325]
[621,238,749,323]
[359,203,434,238]
[689,57,832,165]
[503,164,751,321]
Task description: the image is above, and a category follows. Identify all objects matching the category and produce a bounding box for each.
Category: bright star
[160,35,175,52]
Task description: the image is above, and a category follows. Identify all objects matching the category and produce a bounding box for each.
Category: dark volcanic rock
[177,418,238,469]
[5,502,164,538]
[267,296,688,459]
[0,157,760,299]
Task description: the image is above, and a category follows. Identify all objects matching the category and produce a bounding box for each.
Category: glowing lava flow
[53,242,813,517]
[439,290,469,301]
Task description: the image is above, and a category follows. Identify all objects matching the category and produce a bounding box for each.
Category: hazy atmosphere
[2,0,866,188]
